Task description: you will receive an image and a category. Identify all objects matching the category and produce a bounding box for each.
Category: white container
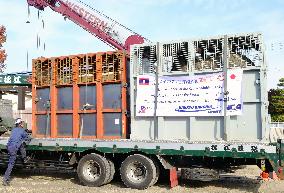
[129,33,268,142]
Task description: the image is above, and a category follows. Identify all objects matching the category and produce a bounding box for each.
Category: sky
[0,0,283,89]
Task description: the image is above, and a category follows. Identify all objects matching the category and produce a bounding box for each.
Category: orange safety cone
[260,171,270,181]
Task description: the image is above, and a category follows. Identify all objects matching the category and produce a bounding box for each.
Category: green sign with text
[0,74,31,85]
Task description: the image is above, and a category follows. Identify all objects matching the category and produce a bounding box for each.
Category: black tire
[77,154,110,187]
[104,158,115,184]
[120,154,157,190]
[150,158,160,186]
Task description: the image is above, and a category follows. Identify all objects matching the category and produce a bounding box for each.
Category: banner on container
[136,69,243,116]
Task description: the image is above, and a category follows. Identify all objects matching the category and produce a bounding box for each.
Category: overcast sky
[0,0,283,89]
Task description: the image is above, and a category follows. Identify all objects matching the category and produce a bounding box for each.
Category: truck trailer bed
[0,137,284,189]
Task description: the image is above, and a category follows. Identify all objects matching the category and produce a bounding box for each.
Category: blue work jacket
[7,127,30,149]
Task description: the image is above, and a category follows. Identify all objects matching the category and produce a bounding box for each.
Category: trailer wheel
[77,154,110,187]
[120,154,157,189]
[104,158,115,184]
[150,158,160,186]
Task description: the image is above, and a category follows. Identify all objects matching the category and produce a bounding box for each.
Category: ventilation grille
[162,42,189,73]
[78,54,96,83]
[194,34,263,71]
[34,59,52,86]
[131,33,264,74]
[56,57,73,85]
[131,45,157,75]
[101,52,123,82]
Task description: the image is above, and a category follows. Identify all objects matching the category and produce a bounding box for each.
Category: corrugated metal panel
[32,51,128,139]
[1,95,32,130]
[0,99,13,119]
[129,33,268,142]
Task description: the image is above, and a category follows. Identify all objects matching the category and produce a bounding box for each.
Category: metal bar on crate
[64,59,66,83]
[32,59,37,137]
[41,61,43,86]
[223,35,230,141]
[46,59,52,138]
[95,54,98,79]
[50,58,57,138]
[121,53,127,138]
[260,35,267,140]
[59,60,61,84]
[96,53,104,138]
[154,42,159,140]
[85,55,89,104]
[73,57,80,138]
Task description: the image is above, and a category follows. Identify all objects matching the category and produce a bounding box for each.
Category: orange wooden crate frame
[32,51,128,139]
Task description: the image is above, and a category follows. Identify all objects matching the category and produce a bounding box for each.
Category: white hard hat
[15,118,24,125]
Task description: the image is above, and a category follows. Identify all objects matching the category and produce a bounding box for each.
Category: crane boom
[27,0,147,52]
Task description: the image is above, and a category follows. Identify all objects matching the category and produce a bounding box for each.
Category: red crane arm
[27,0,147,52]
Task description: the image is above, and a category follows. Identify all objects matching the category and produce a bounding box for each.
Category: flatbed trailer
[1,33,283,189]
[0,137,284,189]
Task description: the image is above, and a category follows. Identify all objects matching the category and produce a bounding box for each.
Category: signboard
[0,74,32,86]
[136,69,243,117]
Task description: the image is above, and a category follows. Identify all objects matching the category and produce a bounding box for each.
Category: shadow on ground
[178,177,261,193]
[0,168,262,192]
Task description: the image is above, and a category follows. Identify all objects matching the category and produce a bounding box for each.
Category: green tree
[0,25,7,73]
[268,78,284,122]
[278,78,284,88]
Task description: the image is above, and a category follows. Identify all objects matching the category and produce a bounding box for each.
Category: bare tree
[0,25,7,73]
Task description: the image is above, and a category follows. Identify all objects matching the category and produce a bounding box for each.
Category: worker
[2,118,31,186]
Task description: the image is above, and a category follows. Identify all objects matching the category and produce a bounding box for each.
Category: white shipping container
[129,33,268,142]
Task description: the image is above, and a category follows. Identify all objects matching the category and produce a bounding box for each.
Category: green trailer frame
[1,137,284,181]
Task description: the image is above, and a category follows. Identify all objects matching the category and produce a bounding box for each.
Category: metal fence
[270,122,284,128]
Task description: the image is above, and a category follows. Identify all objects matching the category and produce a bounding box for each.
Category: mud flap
[269,139,284,180]
[170,167,178,188]
[156,155,178,188]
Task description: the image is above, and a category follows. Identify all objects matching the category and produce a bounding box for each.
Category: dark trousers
[3,144,26,181]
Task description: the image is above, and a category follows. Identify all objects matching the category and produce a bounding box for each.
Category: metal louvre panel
[130,44,157,75]
[161,41,189,73]
[130,33,264,75]
[193,33,263,72]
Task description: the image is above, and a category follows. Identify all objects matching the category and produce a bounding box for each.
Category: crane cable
[36,9,47,52]
[26,5,31,71]
[75,0,151,42]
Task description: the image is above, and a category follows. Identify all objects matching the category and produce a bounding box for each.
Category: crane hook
[26,5,31,23]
